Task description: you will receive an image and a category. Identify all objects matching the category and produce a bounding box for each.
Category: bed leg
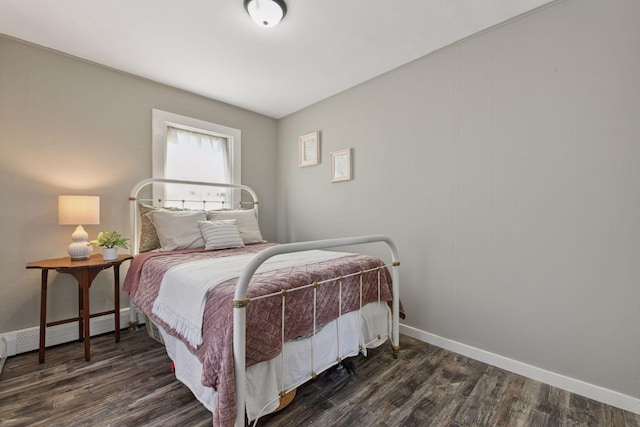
[128,309,139,331]
[392,345,400,359]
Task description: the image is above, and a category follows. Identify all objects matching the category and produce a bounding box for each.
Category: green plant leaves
[89,230,130,249]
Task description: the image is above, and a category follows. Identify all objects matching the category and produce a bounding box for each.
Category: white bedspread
[152,249,351,348]
[160,301,391,422]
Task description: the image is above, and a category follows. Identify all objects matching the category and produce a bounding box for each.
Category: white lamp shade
[58,195,100,225]
[58,195,99,259]
[245,0,286,27]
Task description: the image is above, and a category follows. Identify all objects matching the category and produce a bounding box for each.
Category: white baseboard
[0,307,139,359]
[400,324,640,416]
[0,337,6,374]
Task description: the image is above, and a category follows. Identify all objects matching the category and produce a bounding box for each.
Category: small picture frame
[331,148,352,182]
[299,131,320,167]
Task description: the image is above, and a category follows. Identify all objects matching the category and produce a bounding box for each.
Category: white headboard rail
[128,178,259,255]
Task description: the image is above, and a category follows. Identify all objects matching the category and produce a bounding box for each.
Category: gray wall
[277,0,640,399]
[0,36,277,333]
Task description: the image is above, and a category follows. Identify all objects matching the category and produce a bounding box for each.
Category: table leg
[114,264,121,343]
[78,282,83,342]
[39,270,48,364]
[80,269,91,361]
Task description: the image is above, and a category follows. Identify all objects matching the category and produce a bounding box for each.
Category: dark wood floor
[1,330,638,427]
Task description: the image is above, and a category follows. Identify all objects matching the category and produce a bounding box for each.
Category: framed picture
[299,131,320,167]
[331,148,352,182]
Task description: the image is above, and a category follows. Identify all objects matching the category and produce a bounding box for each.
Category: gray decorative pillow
[149,210,206,251]
[198,220,245,250]
[206,209,263,244]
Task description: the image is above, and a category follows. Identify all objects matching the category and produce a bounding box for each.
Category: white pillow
[206,209,263,244]
[198,220,245,250]
[149,210,206,251]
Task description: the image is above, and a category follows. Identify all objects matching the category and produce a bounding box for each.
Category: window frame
[151,109,241,207]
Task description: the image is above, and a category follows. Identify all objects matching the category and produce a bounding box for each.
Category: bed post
[391,259,400,358]
[381,238,401,358]
[128,189,139,329]
[232,298,249,427]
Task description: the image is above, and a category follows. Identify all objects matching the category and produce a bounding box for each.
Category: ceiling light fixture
[244,0,287,28]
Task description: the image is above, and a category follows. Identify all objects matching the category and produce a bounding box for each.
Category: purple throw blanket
[123,243,394,427]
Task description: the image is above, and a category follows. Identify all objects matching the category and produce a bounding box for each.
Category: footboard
[233,236,400,427]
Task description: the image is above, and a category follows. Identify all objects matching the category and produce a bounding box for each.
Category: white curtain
[164,127,231,209]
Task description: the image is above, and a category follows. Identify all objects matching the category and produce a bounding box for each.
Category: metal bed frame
[127,178,400,427]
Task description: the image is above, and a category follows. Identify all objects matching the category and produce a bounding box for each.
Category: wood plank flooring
[1,329,638,426]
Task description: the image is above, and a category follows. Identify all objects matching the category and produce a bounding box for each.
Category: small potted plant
[90,231,130,261]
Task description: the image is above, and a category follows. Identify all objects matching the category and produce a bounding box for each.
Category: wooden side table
[26,254,133,363]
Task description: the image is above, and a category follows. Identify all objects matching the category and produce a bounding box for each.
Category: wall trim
[400,324,640,416]
[0,307,143,359]
[0,336,6,374]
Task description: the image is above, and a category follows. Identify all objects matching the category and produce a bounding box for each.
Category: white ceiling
[0,0,555,119]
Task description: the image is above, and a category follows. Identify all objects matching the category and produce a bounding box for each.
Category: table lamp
[58,195,100,260]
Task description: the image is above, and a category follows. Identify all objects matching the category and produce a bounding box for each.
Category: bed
[123,178,401,427]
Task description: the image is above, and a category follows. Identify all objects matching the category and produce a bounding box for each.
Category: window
[152,109,241,209]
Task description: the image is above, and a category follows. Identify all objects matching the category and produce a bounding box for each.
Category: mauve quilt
[123,243,393,427]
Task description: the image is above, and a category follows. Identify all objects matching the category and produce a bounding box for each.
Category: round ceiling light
[244,0,287,28]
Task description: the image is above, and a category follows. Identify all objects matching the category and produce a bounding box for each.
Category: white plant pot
[102,247,118,261]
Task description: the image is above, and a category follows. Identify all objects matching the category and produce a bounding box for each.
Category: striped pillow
[198,220,245,251]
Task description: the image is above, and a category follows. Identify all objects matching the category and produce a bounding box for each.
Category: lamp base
[67,242,93,260]
[67,225,93,260]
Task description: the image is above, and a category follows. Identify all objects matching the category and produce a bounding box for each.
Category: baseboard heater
[1,307,141,365]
